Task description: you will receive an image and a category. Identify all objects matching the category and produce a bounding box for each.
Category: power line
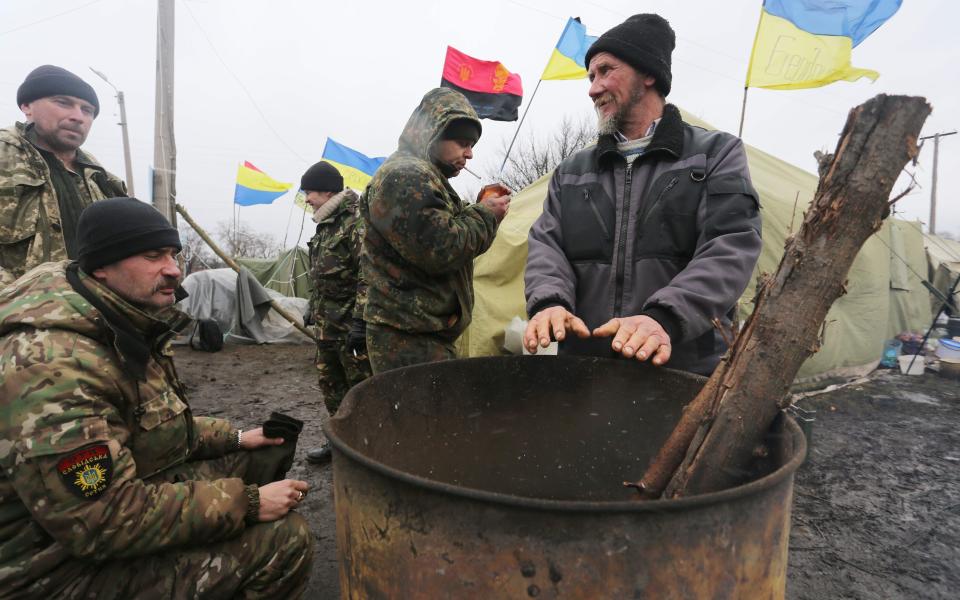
[180,0,309,165]
[0,0,106,37]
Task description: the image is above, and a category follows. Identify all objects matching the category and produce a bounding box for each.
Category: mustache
[153,276,180,292]
[594,94,615,109]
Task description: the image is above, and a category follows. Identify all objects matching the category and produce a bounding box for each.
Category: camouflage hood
[396,87,482,165]
[0,261,188,353]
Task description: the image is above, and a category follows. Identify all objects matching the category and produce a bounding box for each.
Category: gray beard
[595,84,645,137]
[596,109,620,136]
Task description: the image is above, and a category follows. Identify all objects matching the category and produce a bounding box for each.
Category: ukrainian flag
[322,139,385,192]
[746,0,901,90]
[234,161,292,206]
[542,17,598,81]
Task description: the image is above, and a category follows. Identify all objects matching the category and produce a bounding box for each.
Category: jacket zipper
[614,163,633,316]
[584,190,610,240]
[641,176,679,226]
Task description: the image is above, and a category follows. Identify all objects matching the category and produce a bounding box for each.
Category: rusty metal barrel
[325,355,806,599]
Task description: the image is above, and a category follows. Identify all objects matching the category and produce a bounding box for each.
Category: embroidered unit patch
[57,444,113,499]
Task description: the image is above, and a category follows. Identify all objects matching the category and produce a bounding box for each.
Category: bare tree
[179,225,223,275]
[486,113,597,192]
[214,220,280,259]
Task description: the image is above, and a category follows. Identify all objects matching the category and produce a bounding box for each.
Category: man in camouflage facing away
[0,198,313,599]
[0,65,126,287]
[361,87,510,373]
[302,161,371,463]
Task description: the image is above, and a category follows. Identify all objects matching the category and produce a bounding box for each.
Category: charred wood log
[630,94,930,499]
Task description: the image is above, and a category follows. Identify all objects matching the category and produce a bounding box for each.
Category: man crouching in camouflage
[0,197,313,599]
[302,161,371,464]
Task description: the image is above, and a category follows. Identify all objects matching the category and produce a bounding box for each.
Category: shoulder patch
[57,444,113,500]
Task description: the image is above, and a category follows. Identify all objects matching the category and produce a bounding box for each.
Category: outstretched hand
[523,306,591,354]
[592,315,672,365]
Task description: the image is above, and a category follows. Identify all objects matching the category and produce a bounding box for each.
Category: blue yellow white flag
[322,139,385,192]
[542,17,598,81]
[745,0,901,90]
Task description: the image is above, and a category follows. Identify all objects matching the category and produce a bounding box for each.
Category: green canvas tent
[236,246,312,300]
[924,232,960,315]
[460,112,934,383]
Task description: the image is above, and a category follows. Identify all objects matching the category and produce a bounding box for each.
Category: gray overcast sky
[1,0,957,248]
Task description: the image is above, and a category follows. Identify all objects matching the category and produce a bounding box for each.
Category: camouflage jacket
[0,262,247,597]
[307,189,366,341]
[0,122,126,287]
[361,88,498,340]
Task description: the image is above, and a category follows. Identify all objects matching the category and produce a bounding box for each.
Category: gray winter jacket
[524,105,761,375]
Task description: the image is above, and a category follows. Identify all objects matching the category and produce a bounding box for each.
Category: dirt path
[177,344,960,599]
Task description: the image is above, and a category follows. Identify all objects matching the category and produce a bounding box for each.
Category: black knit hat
[440,118,481,144]
[300,161,344,193]
[585,14,675,96]
[77,198,181,273]
[17,65,100,117]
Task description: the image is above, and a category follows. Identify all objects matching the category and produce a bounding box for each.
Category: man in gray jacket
[523,14,761,376]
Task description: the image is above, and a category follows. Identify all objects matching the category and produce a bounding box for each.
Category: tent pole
[907,271,960,373]
[282,192,297,249]
[175,203,318,342]
[498,78,543,178]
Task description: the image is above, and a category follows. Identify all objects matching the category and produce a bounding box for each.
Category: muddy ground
[178,343,960,599]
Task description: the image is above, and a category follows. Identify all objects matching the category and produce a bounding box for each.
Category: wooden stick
[631,95,931,499]
[175,203,318,342]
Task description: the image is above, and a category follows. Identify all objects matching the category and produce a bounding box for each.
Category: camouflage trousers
[366,322,457,375]
[43,451,313,600]
[316,338,371,416]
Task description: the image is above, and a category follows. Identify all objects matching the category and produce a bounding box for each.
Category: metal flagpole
[737,87,749,138]
[498,78,543,178]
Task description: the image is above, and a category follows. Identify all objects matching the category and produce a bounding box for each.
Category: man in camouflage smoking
[302,161,370,463]
[0,197,313,599]
[361,87,510,373]
[0,65,126,287]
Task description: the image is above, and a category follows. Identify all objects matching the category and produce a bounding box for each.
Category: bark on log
[634,94,930,499]
[175,203,319,343]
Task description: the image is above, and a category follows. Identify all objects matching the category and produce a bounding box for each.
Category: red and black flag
[440,46,523,121]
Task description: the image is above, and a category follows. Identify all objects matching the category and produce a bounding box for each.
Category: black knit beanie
[77,198,181,273]
[300,161,344,193]
[585,14,675,96]
[440,118,481,144]
[17,65,100,117]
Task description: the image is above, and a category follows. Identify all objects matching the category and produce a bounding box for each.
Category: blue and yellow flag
[542,17,598,81]
[234,161,291,206]
[746,0,901,90]
[322,139,385,192]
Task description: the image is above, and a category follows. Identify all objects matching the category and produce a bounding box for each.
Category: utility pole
[919,130,957,234]
[153,0,177,225]
[89,68,135,196]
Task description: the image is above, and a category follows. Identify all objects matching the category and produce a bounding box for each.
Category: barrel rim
[323,359,807,513]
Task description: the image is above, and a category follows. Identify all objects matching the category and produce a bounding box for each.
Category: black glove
[262,411,304,442]
[345,318,367,355]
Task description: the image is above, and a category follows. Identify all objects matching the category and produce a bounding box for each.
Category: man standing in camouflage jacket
[0,198,313,599]
[302,161,371,463]
[361,87,510,373]
[0,65,127,287]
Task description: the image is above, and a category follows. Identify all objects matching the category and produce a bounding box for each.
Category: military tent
[460,111,935,383]
[236,246,312,299]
